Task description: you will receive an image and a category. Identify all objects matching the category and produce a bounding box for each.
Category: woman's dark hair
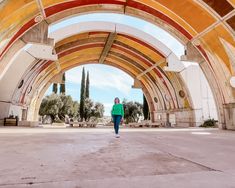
[114,97,120,104]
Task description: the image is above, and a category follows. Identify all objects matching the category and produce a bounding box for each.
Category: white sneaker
[115,134,120,138]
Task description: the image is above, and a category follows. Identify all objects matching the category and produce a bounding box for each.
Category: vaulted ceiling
[0,0,235,123]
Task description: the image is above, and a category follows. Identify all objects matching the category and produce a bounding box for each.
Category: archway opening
[39,64,146,125]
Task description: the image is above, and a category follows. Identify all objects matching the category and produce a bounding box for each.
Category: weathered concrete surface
[0,127,235,187]
[224,103,235,130]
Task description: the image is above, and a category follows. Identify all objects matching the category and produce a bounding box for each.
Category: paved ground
[0,127,235,188]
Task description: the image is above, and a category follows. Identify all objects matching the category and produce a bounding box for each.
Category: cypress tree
[52,83,58,94]
[79,67,86,121]
[60,73,66,94]
[143,94,149,120]
[85,71,89,98]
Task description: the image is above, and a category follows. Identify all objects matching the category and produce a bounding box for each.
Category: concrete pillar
[181,41,225,128]
[22,108,27,121]
[224,103,235,130]
[19,21,56,123]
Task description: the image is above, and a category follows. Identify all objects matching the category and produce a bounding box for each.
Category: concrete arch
[0,22,209,127]
[2,1,234,128]
[5,24,194,125]
[20,22,195,125]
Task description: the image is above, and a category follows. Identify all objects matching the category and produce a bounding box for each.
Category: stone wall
[0,102,23,125]
[152,109,194,127]
[0,102,10,119]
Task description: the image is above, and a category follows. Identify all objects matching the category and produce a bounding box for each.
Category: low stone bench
[86,122,97,128]
[70,122,97,128]
[104,123,113,126]
[147,122,160,128]
[128,123,143,128]
[127,121,160,128]
[4,117,18,126]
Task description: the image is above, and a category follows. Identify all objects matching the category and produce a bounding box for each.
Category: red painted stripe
[111,43,176,107]
[126,1,192,40]
[57,41,175,105]
[19,60,46,104]
[119,34,165,58]
[1,0,193,60]
[57,41,152,68]
[48,42,152,74]
[59,32,165,59]
[197,45,210,63]
[89,31,109,35]
[0,18,36,59]
[45,0,126,17]
[44,0,192,39]
[112,44,152,67]
[152,68,176,108]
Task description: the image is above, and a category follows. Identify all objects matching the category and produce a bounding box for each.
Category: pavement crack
[0,179,74,187]
[165,152,221,172]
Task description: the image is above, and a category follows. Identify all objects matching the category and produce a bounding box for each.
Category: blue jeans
[113,115,122,134]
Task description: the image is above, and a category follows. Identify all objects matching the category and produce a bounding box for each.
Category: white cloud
[103,102,114,116]
[66,64,133,95]
[104,102,113,107]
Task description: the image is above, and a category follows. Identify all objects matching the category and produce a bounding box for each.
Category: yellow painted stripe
[0,1,39,40]
[228,0,235,6]
[116,35,163,61]
[58,47,102,63]
[0,0,35,20]
[41,0,67,8]
[135,0,216,34]
[201,24,235,73]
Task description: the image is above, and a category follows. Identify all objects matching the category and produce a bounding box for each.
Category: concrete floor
[0,127,235,188]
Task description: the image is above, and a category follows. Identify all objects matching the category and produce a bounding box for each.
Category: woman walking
[111,97,124,138]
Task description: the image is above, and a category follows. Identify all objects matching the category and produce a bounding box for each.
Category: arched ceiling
[0,0,234,124]
[0,0,235,60]
[15,31,191,116]
[0,1,234,89]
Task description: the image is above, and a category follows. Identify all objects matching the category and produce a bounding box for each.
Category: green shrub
[200,119,218,128]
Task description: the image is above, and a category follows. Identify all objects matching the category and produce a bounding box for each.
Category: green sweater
[111,103,124,117]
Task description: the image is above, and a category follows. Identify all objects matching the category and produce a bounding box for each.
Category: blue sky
[45,64,143,116]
